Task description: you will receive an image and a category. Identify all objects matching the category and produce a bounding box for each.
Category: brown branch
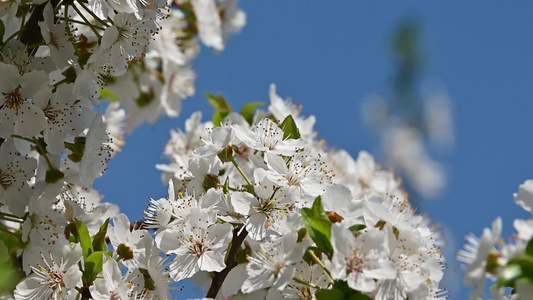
[206,227,248,298]
[20,0,60,47]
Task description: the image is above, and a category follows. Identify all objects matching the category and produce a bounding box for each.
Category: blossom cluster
[0,0,245,297]
[150,85,448,299]
[362,21,454,200]
[0,0,449,297]
[458,180,533,300]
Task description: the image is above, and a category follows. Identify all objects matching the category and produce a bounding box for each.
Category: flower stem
[10,135,35,144]
[59,17,106,30]
[307,249,335,284]
[292,277,320,289]
[77,1,109,27]
[32,138,55,172]
[229,156,253,187]
[70,4,102,39]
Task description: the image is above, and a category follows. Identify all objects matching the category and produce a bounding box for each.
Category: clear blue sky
[95,2,533,298]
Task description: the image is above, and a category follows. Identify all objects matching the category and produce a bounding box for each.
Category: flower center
[48,32,61,50]
[3,88,25,109]
[43,104,60,123]
[347,253,364,274]
[285,173,301,186]
[189,238,208,257]
[0,170,13,190]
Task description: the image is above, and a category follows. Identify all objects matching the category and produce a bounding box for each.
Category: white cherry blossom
[166,209,232,281]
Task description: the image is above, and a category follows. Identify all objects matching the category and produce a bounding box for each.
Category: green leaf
[499,264,523,287]
[217,146,233,163]
[82,251,105,286]
[65,136,86,163]
[348,224,367,234]
[202,174,219,192]
[116,244,134,261]
[206,92,232,112]
[213,111,231,127]
[348,293,373,300]
[223,177,230,194]
[325,281,373,300]
[240,102,266,125]
[0,20,5,47]
[75,220,93,258]
[311,196,328,220]
[207,92,233,126]
[280,114,301,140]
[316,289,345,300]
[61,67,78,84]
[301,208,333,257]
[242,184,255,195]
[92,218,110,252]
[499,254,533,287]
[100,88,120,101]
[526,237,533,256]
[45,168,64,184]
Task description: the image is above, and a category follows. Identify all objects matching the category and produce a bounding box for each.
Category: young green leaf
[207,92,233,127]
[348,224,367,234]
[217,146,234,163]
[240,102,266,125]
[92,218,110,252]
[301,208,333,257]
[45,168,65,184]
[499,254,533,287]
[526,237,533,257]
[0,20,4,47]
[82,251,106,286]
[206,92,232,112]
[280,114,301,140]
[311,196,328,220]
[100,88,120,102]
[212,111,231,127]
[316,289,346,300]
[75,220,93,258]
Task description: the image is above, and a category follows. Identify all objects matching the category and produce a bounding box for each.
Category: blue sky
[95,2,533,298]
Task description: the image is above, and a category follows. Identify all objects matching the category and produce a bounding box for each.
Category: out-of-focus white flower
[514,179,533,213]
[385,126,446,198]
[220,0,246,42]
[423,82,454,149]
[457,217,502,299]
[192,0,224,51]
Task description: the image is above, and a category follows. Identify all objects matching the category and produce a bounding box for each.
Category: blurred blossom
[360,20,454,201]
[422,80,455,150]
[384,126,446,198]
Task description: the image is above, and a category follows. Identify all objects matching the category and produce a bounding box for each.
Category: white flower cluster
[458,180,533,300]
[152,85,448,299]
[0,0,245,297]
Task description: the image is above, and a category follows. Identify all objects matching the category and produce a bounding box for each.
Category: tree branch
[206,227,248,298]
[20,0,60,47]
